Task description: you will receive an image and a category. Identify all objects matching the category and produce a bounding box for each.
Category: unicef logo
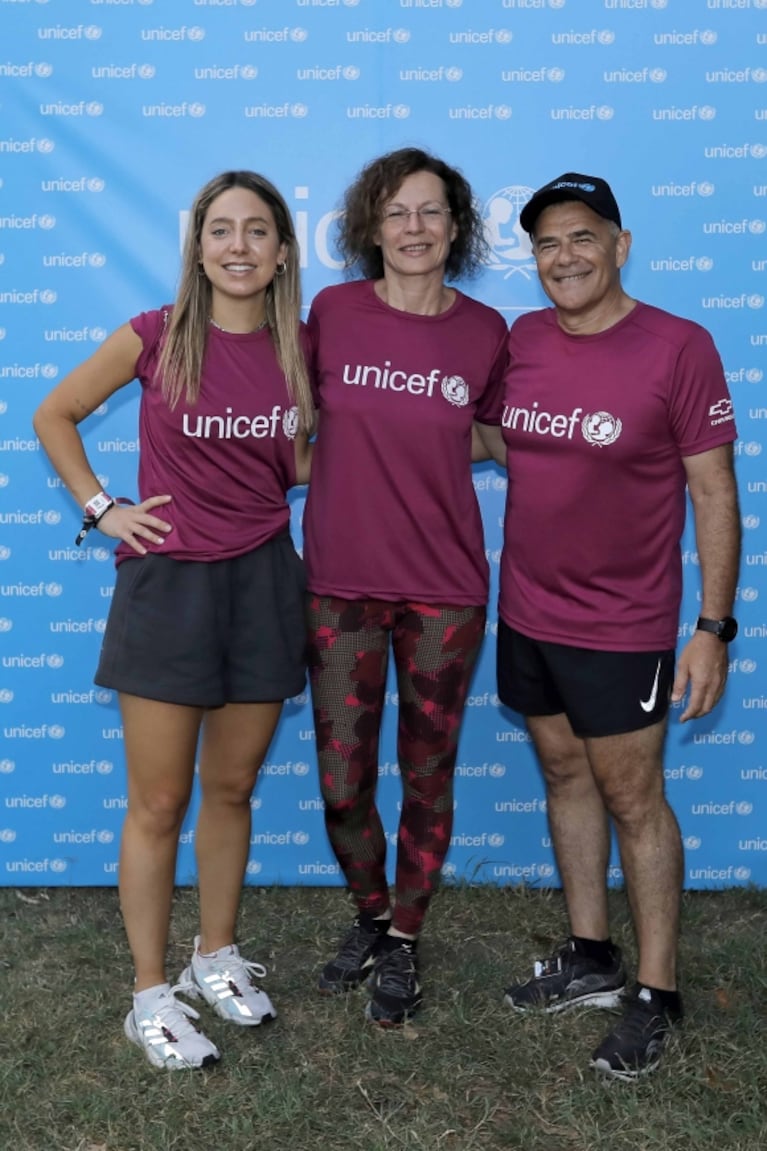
[138,65,156,80]
[50,859,68,873]
[0,830,16,843]
[0,759,14,772]
[736,801,753,816]
[48,727,65,740]
[95,689,113,704]
[0,475,8,487]
[744,442,762,456]
[695,257,713,272]
[0,617,11,631]
[746,369,764,383]
[87,178,105,192]
[739,660,757,675]
[95,619,107,634]
[46,654,64,668]
[483,186,537,280]
[187,27,205,41]
[441,376,469,407]
[740,587,758,602]
[537,863,555,879]
[748,295,765,309]
[84,26,102,40]
[684,836,701,850]
[749,220,766,235]
[42,364,58,378]
[581,411,622,447]
[489,763,506,778]
[49,794,66,808]
[246,861,262,875]
[291,104,309,118]
[699,106,716,121]
[282,406,299,440]
[292,762,310,776]
[96,760,113,774]
[738,731,756,745]
[44,511,61,525]
[686,766,704,780]
[442,863,457,878]
[488,833,505,848]
[343,66,361,80]
[700,31,717,46]
[250,796,262,810]
[734,867,751,881]
[45,582,63,596]
[291,28,308,43]
[39,215,56,230]
[97,830,115,844]
[697,183,715,197]
[86,103,104,117]
[0,690,13,704]
[35,64,53,79]
[188,104,206,119]
[291,831,310,846]
[241,65,257,80]
[394,29,410,44]
[40,290,57,305]
[393,105,410,119]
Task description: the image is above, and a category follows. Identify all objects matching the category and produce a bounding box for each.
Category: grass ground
[1,884,765,1151]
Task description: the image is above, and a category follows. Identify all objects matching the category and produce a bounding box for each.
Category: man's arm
[673,443,741,722]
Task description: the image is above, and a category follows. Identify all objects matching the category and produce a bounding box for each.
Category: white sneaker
[124,981,221,1071]
[179,936,277,1026]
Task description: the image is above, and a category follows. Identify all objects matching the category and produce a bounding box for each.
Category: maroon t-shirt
[115,308,300,564]
[303,280,508,605]
[499,302,737,650]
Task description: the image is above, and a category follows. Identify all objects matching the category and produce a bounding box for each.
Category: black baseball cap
[519,173,622,235]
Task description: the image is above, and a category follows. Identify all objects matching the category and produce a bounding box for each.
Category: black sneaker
[590,984,683,1080]
[318,915,388,994]
[504,937,626,1014]
[366,941,422,1027]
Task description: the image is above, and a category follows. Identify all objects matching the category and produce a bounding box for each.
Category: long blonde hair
[157,170,313,432]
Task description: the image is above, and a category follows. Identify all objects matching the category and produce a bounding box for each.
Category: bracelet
[74,494,133,547]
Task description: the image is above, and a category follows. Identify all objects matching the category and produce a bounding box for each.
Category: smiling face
[532,200,631,331]
[198,185,287,310]
[374,169,458,282]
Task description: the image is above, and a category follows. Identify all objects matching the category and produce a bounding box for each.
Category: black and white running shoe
[504,937,626,1013]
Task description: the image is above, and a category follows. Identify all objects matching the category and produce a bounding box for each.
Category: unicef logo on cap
[482,186,537,281]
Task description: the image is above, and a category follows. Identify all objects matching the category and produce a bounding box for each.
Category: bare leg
[527,713,611,941]
[586,719,681,990]
[196,701,283,953]
[118,693,202,992]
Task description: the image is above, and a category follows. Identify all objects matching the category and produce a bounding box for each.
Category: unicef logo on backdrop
[482,186,537,282]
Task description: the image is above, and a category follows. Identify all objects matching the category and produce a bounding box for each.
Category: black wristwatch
[696,616,738,643]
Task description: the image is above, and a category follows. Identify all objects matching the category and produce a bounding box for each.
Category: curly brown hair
[336,147,488,282]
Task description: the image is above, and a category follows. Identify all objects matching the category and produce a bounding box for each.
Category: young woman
[303,148,508,1026]
[33,170,313,1070]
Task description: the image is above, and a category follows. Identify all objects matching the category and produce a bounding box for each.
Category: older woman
[303,147,507,1026]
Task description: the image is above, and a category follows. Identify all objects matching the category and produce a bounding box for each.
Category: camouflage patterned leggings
[306,595,486,936]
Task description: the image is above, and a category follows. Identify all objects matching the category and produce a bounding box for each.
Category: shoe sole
[364,1001,421,1028]
[590,1054,661,1081]
[504,987,625,1015]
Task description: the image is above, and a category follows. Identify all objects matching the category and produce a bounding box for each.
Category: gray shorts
[95,533,307,707]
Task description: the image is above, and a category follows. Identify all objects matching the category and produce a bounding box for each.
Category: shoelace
[336,919,379,964]
[203,953,268,994]
[611,998,664,1045]
[145,981,204,1038]
[374,947,417,996]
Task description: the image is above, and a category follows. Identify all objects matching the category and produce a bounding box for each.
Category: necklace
[210,317,268,334]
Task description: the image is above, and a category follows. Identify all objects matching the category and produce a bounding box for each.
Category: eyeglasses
[380,205,452,226]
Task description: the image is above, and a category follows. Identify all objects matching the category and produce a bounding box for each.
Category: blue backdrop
[1,0,765,888]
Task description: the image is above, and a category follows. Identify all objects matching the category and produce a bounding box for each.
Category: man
[476,173,740,1079]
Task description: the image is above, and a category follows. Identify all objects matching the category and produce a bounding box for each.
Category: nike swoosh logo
[640,658,662,713]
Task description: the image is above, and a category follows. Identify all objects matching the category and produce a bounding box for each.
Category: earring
[275,262,287,277]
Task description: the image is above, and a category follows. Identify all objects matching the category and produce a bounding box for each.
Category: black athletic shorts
[496,620,675,738]
[95,532,307,707]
